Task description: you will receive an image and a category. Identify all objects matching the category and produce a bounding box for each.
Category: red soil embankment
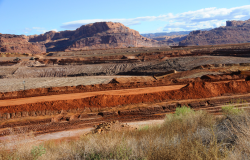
[0,73,245,100]
[0,85,185,107]
[0,78,188,100]
[0,81,250,114]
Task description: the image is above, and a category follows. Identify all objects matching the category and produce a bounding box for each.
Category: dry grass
[1,106,250,159]
[217,112,250,159]
[0,128,38,160]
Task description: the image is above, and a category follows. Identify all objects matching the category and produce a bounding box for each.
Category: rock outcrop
[28,22,168,52]
[29,30,75,42]
[0,34,46,54]
[226,19,250,26]
[179,19,250,46]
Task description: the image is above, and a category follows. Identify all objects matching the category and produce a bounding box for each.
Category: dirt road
[0,84,186,107]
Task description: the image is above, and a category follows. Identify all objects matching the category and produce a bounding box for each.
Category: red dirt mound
[108,77,155,84]
[200,74,245,81]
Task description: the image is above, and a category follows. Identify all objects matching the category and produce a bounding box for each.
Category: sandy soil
[126,119,165,128]
[0,84,185,107]
[0,119,165,149]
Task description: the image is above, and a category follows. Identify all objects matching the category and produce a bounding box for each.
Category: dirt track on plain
[0,85,185,107]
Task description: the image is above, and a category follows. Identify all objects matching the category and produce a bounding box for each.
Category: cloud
[22,27,58,35]
[23,28,32,34]
[61,18,144,30]
[51,29,58,32]
[32,27,48,34]
[161,5,250,31]
[61,5,250,32]
[162,20,226,32]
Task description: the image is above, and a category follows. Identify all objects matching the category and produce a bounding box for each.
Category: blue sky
[0,0,250,35]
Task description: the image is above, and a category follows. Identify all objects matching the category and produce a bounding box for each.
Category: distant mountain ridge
[141,28,212,39]
[1,19,250,54]
[179,19,250,46]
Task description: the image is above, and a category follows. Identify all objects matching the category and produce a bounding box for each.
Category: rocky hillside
[28,22,168,52]
[179,19,250,46]
[0,34,46,54]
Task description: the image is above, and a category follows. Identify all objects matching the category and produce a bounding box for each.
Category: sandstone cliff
[0,34,46,54]
[28,22,168,52]
[179,19,250,46]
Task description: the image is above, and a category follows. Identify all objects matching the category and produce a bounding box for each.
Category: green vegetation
[221,105,242,115]
[174,105,194,116]
[0,106,250,159]
[31,145,46,160]
[138,125,149,131]
[221,99,246,115]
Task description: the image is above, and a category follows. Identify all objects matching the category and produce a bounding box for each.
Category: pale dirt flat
[0,120,165,149]
[125,119,165,128]
[0,84,185,107]
[35,120,165,142]
[0,76,113,92]
[0,75,151,93]
[0,127,94,149]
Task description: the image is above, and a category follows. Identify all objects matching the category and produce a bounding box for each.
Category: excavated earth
[0,42,250,80]
[1,43,250,139]
[0,72,246,99]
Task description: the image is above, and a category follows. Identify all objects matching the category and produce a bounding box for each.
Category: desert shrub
[138,125,149,131]
[84,141,133,160]
[174,105,194,116]
[165,107,215,134]
[221,105,242,115]
[146,108,227,160]
[146,134,229,160]
[216,111,250,159]
[31,144,46,160]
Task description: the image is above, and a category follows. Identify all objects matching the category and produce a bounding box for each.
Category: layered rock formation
[179,19,250,46]
[28,22,168,52]
[0,34,46,54]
